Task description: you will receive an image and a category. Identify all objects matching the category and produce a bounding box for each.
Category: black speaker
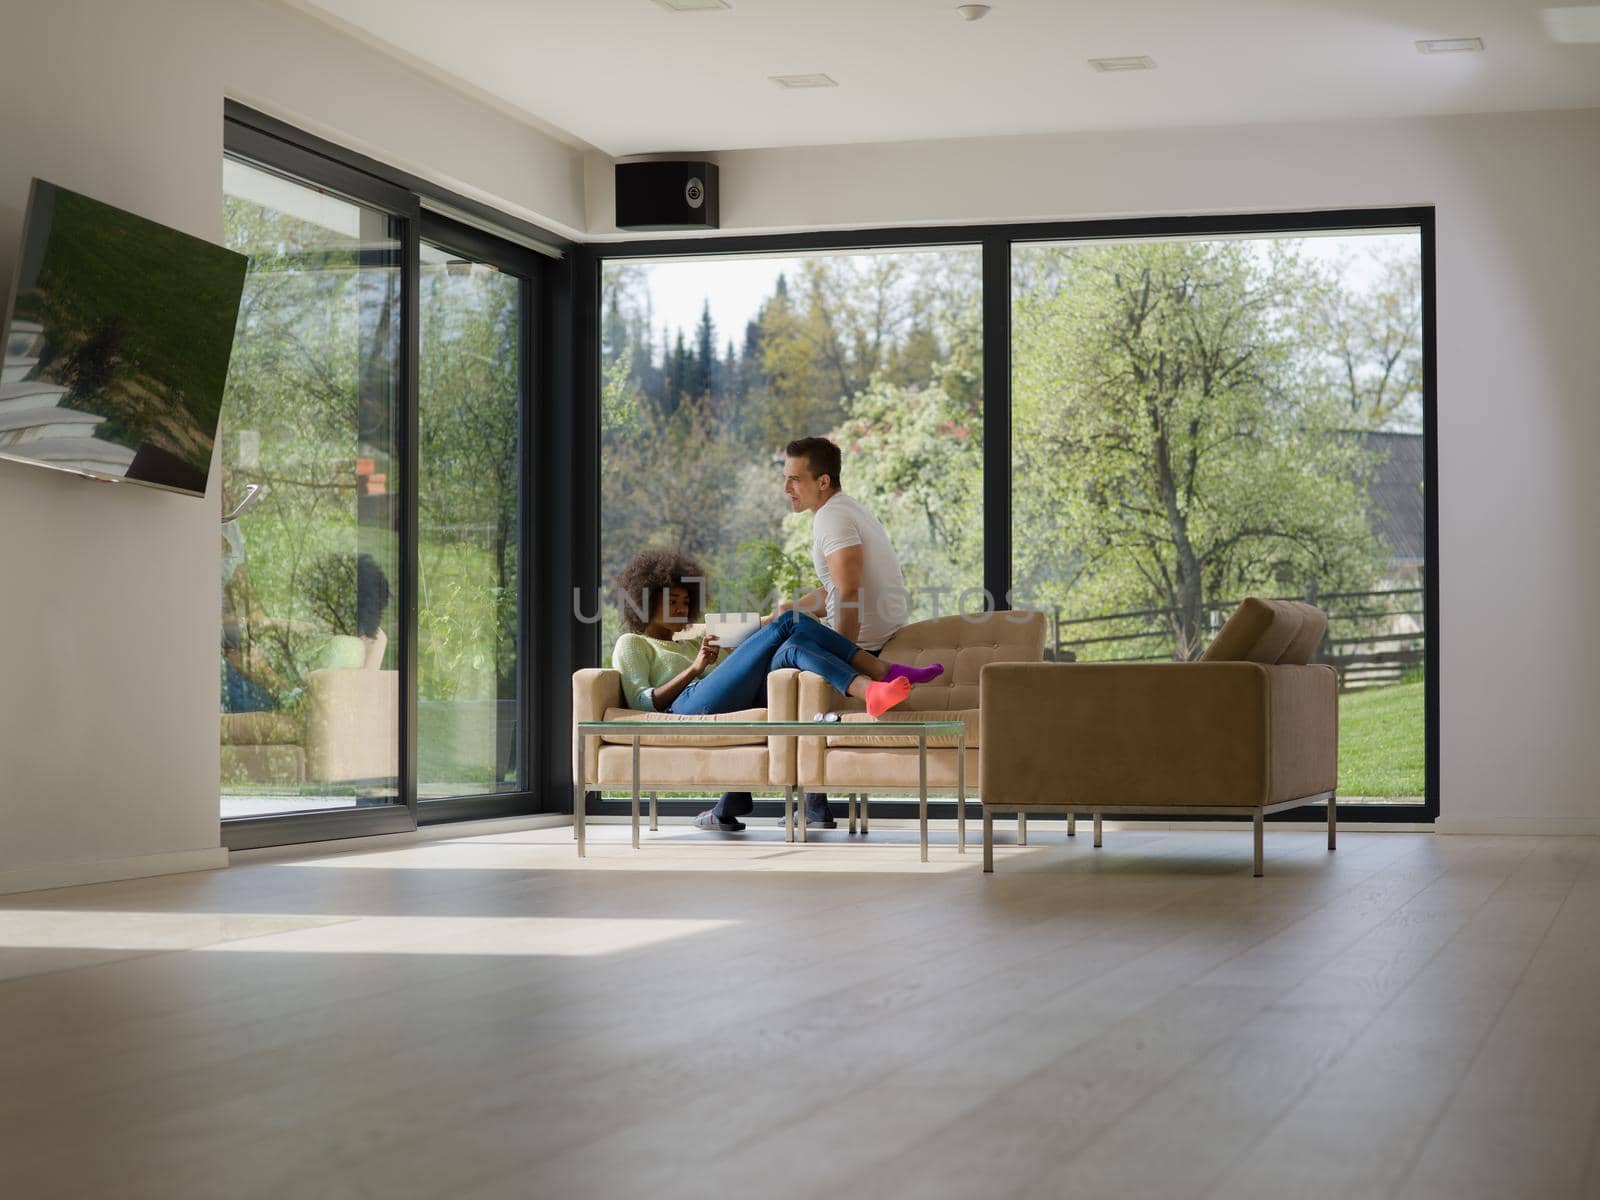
[615,161,720,232]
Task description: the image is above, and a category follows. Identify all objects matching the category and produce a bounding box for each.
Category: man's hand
[765,590,827,625]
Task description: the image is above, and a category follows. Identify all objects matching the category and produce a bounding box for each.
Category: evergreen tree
[694,299,717,400]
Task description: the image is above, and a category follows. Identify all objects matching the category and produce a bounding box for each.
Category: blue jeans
[671,611,861,818]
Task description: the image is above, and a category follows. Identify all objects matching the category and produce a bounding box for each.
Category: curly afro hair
[615,547,707,633]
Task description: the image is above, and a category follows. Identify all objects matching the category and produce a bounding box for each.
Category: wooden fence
[1047,587,1424,692]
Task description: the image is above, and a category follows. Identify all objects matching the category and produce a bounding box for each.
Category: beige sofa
[979,598,1339,876]
[796,610,1049,844]
[570,610,1047,843]
[571,667,801,831]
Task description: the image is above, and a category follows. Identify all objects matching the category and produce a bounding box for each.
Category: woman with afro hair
[610,547,942,831]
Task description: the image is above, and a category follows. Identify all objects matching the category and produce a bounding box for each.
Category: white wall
[0,0,584,888]
[592,109,1600,833]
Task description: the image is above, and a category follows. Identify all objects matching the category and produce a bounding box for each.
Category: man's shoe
[695,809,745,833]
[774,809,837,830]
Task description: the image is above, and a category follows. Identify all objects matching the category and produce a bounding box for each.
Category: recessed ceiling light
[1089,55,1156,72]
[1415,37,1485,53]
[651,0,731,11]
[1542,5,1600,42]
[770,73,838,89]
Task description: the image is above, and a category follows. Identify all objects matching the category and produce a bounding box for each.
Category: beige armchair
[571,666,801,829]
[221,668,398,786]
[979,598,1339,876]
[796,610,1049,842]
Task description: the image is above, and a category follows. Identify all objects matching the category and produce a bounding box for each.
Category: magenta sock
[883,661,944,686]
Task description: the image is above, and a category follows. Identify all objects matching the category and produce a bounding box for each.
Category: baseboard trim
[227,813,571,864]
[0,847,231,896]
[1434,817,1600,836]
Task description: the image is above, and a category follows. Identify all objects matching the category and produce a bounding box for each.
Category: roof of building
[1363,430,1425,564]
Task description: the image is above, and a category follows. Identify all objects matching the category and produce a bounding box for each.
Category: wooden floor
[2,822,1598,1199]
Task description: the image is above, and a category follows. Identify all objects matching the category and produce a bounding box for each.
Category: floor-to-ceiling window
[1011,228,1427,806]
[598,246,983,658]
[591,215,1435,823]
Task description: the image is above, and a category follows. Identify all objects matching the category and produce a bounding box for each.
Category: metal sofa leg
[1093,813,1102,848]
[983,809,994,873]
[1067,812,1076,837]
[649,791,658,832]
[1018,813,1028,845]
[1329,794,1337,851]
[1254,810,1264,877]
[861,793,869,836]
[849,793,858,835]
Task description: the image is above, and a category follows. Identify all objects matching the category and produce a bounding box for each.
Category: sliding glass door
[219,157,404,822]
[218,111,551,847]
[417,221,534,801]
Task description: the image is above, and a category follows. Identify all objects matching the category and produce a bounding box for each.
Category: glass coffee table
[574,718,967,863]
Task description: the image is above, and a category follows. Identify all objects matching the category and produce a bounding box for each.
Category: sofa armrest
[979,662,1271,810]
[767,667,800,786]
[573,669,624,788]
[1267,664,1339,803]
[797,670,835,782]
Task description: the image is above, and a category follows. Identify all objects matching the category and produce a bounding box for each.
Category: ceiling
[288,0,1600,156]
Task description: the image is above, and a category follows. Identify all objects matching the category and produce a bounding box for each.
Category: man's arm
[824,544,865,645]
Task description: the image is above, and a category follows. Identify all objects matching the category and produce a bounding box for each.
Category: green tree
[1315,247,1423,430]
[1012,240,1386,659]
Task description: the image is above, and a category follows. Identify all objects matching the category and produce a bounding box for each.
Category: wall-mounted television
[0,179,248,497]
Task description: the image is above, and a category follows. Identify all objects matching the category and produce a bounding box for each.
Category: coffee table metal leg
[957,730,966,854]
[919,731,928,863]
[631,736,641,850]
[575,736,586,859]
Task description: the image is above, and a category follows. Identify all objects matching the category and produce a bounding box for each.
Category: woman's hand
[691,634,721,674]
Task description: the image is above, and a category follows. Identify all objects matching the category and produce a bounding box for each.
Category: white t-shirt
[810,491,909,650]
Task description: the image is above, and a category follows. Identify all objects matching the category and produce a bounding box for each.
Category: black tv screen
[0,179,248,496]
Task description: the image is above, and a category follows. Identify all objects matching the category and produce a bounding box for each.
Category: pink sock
[882,661,944,686]
[866,677,911,717]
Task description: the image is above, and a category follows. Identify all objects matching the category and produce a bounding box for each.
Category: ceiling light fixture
[1089,55,1156,72]
[1542,5,1600,42]
[770,73,838,89]
[650,0,732,11]
[1414,37,1485,53]
[956,4,992,20]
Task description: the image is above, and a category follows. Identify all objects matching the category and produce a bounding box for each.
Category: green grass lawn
[1338,680,1425,799]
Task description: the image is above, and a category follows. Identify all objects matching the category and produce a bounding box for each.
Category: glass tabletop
[578,719,966,732]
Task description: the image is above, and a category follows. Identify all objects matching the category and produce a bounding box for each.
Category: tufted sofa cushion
[876,610,1049,711]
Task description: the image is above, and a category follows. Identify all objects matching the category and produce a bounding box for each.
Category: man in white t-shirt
[770,436,911,827]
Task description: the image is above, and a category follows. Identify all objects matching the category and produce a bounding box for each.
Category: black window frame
[585,208,1439,827]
